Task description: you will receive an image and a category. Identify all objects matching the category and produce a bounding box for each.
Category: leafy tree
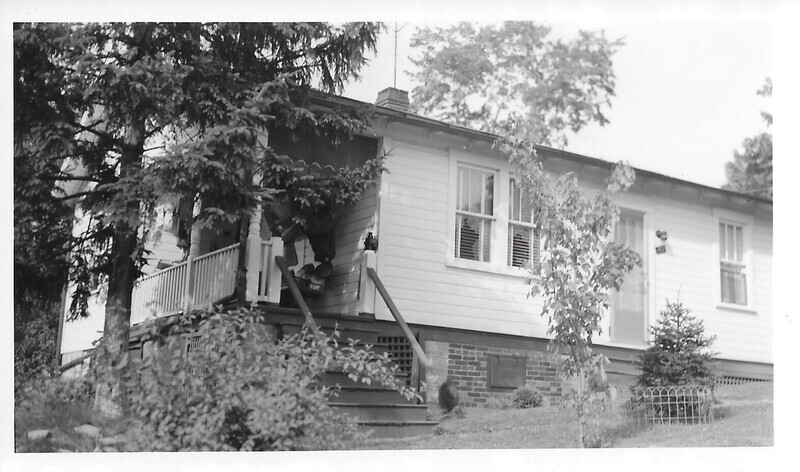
[636,300,716,387]
[409,22,624,148]
[496,136,641,447]
[723,78,772,199]
[14,22,383,416]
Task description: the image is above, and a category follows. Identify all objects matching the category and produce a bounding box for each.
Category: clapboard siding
[60,287,106,354]
[60,205,185,354]
[374,136,772,365]
[307,185,378,314]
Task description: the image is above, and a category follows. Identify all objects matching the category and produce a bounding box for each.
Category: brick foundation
[424,340,564,409]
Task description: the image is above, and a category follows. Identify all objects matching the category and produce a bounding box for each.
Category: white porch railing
[130,236,284,326]
[130,243,240,325]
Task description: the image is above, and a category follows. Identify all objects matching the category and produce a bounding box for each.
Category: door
[611,210,646,345]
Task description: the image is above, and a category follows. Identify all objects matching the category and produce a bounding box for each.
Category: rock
[99,436,125,446]
[74,424,102,438]
[27,429,51,441]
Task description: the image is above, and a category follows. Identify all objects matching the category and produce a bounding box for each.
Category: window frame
[712,208,756,313]
[507,178,540,271]
[446,149,540,277]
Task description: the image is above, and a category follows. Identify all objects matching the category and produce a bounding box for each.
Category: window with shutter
[508,179,540,270]
[455,165,494,262]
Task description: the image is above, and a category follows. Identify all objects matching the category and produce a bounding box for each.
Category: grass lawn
[354,382,773,449]
[616,382,773,447]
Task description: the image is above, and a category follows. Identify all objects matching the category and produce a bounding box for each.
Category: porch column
[245,201,263,303]
[188,199,202,259]
[358,249,377,316]
[265,236,284,304]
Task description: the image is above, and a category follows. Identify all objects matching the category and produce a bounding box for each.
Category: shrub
[120,306,419,451]
[511,386,543,409]
[14,297,59,401]
[438,377,459,413]
[14,376,98,452]
[636,300,717,388]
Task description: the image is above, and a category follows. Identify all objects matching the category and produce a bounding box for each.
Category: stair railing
[366,267,432,368]
[274,255,320,334]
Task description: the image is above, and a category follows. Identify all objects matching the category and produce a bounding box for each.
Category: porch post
[245,201,262,303]
[266,236,284,304]
[188,200,202,259]
[358,249,377,316]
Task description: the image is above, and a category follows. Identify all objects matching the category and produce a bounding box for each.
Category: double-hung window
[455,165,494,262]
[508,179,540,270]
[719,221,747,305]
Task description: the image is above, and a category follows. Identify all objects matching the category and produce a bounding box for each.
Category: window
[719,221,747,305]
[455,165,494,262]
[508,179,540,270]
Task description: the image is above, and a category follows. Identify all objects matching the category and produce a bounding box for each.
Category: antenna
[393,22,408,89]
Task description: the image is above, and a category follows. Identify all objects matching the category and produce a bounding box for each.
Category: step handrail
[274,256,320,335]
[366,267,432,368]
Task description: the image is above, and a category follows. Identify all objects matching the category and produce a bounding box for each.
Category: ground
[354,382,773,449]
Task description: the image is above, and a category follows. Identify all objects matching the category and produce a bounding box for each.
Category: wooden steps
[320,359,436,439]
[266,307,437,439]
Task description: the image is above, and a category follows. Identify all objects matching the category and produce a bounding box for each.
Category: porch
[127,224,436,438]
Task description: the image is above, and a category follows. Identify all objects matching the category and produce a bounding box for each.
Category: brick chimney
[375,87,409,112]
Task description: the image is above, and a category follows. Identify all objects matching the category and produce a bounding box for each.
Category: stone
[487,354,526,389]
[27,429,51,441]
[99,436,125,446]
[74,424,101,438]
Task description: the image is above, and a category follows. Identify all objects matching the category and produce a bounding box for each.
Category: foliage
[119,306,419,451]
[438,377,460,413]
[409,22,624,147]
[14,376,98,452]
[14,22,384,415]
[723,78,772,199]
[14,294,60,400]
[636,300,717,388]
[495,136,641,447]
[511,386,543,409]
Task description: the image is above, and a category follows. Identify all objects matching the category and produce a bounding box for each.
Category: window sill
[716,303,758,315]
[445,258,536,280]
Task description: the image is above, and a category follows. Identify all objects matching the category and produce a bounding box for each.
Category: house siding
[307,184,378,315]
[374,135,772,367]
[374,140,548,339]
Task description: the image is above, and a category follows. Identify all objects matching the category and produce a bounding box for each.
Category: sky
[342,17,772,190]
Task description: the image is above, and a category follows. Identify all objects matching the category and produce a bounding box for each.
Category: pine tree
[636,301,717,387]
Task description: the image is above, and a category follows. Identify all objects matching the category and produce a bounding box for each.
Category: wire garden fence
[628,385,715,425]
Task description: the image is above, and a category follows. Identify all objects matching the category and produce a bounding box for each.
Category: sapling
[496,136,641,447]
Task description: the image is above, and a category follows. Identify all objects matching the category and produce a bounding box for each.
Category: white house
[59,88,773,411]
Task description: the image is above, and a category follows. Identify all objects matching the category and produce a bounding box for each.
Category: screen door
[611,211,646,344]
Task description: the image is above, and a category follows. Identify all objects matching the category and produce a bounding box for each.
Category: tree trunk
[577,368,586,448]
[93,117,145,417]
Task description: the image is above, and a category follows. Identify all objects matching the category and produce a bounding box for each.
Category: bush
[14,297,60,401]
[120,306,419,451]
[438,378,459,413]
[511,386,543,409]
[636,300,717,388]
[14,376,98,452]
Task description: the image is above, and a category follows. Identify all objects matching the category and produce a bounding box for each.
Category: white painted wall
[373,134,773,365]
[307,185,378,314]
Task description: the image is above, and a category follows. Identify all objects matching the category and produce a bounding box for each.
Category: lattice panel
[378,335,414,386]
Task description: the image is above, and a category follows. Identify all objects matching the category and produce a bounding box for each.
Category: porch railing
[130,243,240,325]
